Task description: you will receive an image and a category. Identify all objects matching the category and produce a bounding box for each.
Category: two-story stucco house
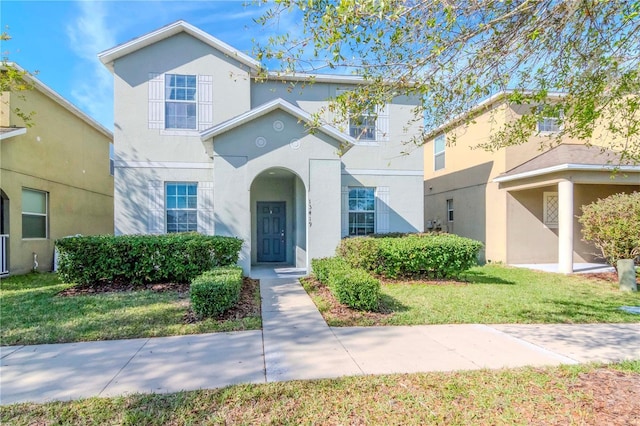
[423,91,640,273]
[99,21,424,275]
[1,64,114,275]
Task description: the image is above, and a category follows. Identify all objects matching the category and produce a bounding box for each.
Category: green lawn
[2,362,638,425]
[0,273,261,346]
[309,264,640,326]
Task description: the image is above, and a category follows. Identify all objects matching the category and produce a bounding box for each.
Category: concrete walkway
[1,267,639,405]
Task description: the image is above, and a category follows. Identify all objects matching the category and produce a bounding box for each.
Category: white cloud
[66,1,117,129]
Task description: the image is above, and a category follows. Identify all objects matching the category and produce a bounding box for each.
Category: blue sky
[1,1,297,131]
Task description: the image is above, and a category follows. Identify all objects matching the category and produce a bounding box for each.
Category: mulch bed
[57,277,261,325]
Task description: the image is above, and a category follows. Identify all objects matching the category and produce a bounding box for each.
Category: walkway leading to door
[1,266,639,405]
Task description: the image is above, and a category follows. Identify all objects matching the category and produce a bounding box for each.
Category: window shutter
[197,181,214,235]
[148,73,164,129]
[341,186,349,237]
[148,180,164,233]
[376,103,390,141]
[375,186,390,234]
[198,75,214,131]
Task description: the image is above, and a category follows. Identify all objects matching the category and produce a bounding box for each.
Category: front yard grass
[304,264,640,326]
[2,362,638,425]
[0,273,261,346]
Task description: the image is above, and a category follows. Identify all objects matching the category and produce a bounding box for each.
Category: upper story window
[166,182,198,233]
[348,187,375,236]
[22,188,48,239]
[336,89,389,142]
[165,74,197,129]
[537,107,563,133]
[349,108,377,141]
[434,134,446,171]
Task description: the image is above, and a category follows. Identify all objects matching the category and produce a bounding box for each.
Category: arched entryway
[250,168,307,269]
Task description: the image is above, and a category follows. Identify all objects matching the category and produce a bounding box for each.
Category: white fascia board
[2,63,113,140]
[200,98,356,148]
[342,168,423,176]
[493,163,640,183]
[98,20,260,72]
[424,90,567,141]
[0,127,27,140]
[265,72,366,85]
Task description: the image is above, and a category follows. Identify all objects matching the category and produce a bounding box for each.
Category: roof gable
[98,20,260,72]
[200,98,356,150]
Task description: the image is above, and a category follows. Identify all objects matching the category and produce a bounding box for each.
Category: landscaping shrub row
[337,233,483,279]
[311,257,380,311]
[55,233,243,285]
[190,266,243,318]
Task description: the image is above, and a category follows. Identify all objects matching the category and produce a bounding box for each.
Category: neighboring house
[0,65,114,275]
[98,21,424,275]
[423,91,640,273]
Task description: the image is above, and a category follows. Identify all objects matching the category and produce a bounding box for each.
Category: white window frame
[22,188,48,239]
[165,74,197,130]
[434,134,446,171]
[537,107,563,133]
[348,187,376,236]
[447,199,454,222]
[543,191,559,228]
[165,182,198,233]
[349,108,377,141]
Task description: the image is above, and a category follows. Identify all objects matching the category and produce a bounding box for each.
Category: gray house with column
[99,20,424,275]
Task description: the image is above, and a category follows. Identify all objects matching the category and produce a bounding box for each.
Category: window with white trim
[537,107,563,133]
[348,187,375,235]
[349,108,377,141]
[22,188,48,239]
[166,183,198,233]
[434,134,445,170]
[165,74,197,129]
[447,199,453,222]
[543,191,559,228]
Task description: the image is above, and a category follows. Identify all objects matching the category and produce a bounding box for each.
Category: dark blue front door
[257,202,286,262]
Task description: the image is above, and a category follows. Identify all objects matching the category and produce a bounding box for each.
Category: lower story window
[166,183,197,232]
[543,191,559,228]
[348,187,375,235]
[22,188,48,239]
[447,199,453,222]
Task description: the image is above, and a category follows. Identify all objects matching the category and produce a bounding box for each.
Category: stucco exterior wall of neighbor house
[423,101,510,263]
[1,83,113,274]
[103,21,425,275]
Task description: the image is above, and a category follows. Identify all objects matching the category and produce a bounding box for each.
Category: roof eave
[98,20,260,72]
[0,127,27,140]
[200,98,356,148]
[493,163,640,183]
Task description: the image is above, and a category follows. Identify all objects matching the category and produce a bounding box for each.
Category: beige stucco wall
[1,88,113,274]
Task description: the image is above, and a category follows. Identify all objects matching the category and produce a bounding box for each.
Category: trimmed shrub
[55,233,243,285]
[191,266,243,318]
[337,233,483,279]
[579,192,640,267]
[312,257,380,311]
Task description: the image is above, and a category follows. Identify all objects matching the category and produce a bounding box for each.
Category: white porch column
[558,179,574,274]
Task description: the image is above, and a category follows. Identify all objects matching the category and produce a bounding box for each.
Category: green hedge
[55,233,243,285]
[337,233,483,279]
[190,266,243,318]
[311,257,380,311]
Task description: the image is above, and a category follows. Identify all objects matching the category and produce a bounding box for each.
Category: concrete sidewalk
[1,269,639,405]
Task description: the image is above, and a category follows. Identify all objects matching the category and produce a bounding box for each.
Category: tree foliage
[256,0,640,162]
[579,192,640,268]
[1,31,36,127]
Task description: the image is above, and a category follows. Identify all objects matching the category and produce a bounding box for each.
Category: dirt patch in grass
[570,368,640,425]
[58,277,262,325]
